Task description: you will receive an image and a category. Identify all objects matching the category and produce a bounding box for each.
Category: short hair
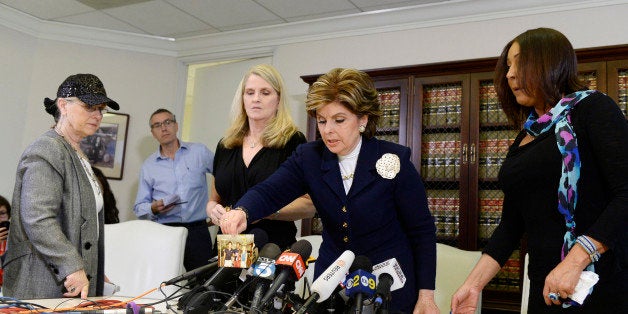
[494,28,585,127]
[0,195,10,218]
[149,108,176,126]
[222,64,299,149]
[305,68,381,138]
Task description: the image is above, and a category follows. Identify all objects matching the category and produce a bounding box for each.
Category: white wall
[1,25,36,197]
[183,57,272,151]
[1,26,179,222]
[2,2,628,224]
[272,4,628,127]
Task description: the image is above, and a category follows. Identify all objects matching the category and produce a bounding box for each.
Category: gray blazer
[3,129,104,299]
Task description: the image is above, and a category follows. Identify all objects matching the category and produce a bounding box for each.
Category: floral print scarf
[523,90,596,270]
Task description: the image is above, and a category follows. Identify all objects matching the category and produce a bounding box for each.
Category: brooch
[376,153,400,179]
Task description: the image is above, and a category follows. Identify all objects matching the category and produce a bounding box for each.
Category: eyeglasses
[82,105,108,115]
[66,98,107,115]
[151,119,176,129]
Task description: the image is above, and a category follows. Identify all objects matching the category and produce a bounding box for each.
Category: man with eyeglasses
[134,108,214,272]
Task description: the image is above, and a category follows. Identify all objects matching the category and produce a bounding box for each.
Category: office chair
[104,220,187,299]
[435,243,482,314]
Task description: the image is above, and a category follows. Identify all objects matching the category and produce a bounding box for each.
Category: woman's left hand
[542,255,585,305]
[413,289,440,314]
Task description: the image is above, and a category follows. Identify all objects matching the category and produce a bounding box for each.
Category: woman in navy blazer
[221,68,438,313]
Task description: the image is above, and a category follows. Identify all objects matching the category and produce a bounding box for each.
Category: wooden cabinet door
[414,74,469,248]
[470,72,523,305]
[607,60,628,118]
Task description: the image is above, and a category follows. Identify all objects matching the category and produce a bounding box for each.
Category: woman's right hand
[451,283,482,314]
[206,201,228,226]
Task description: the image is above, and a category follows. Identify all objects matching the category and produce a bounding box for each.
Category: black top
[484,92,628,309]
[213,131,306,250]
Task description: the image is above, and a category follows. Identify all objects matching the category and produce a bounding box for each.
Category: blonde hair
[222,64,299,149]
[305,68,381,138]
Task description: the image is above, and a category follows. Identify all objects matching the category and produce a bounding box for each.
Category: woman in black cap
[3,74,119,299]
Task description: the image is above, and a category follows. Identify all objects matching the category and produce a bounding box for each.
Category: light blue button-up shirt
[134,141,214,223]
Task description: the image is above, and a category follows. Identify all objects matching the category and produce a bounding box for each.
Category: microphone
[223,242,281,309]
[163,257,219,286]
[374,272,394,313]
[296,250,355,314]
[345,255,376,314]
[259,239,313,308]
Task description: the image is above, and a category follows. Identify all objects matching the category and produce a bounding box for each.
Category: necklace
[247,135,259,149]
[338,158,356,181]
[54,126,102,195]
[77,152,102,196]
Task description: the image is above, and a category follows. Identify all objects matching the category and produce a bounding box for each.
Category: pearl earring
[359,125,366,133]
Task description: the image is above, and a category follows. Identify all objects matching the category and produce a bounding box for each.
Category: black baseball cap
[56,74,119,110]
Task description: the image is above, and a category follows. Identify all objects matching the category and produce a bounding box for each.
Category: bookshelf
[300,44,628,312]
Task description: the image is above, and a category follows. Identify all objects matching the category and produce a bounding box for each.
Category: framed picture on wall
[80,112,129,180]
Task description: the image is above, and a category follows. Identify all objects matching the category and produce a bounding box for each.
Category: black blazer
[237,136,436,311]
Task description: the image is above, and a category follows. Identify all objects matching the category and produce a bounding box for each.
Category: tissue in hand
[569,271,599,305]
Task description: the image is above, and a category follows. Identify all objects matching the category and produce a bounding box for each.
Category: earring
[359,125,366,133]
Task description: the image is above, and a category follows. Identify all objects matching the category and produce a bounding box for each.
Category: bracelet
[234,206,250,221]
[270,210,281,219]
[576,235,601,263]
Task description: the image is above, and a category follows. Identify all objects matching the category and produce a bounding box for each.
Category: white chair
[294,235,323,298]
[104,220,187,298]
[435,243,482,314]
[520,253,530,314]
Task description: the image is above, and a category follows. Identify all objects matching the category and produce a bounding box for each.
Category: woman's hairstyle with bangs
[305,68,381,139]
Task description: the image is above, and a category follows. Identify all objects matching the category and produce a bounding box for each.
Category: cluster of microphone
[164,230,397,313]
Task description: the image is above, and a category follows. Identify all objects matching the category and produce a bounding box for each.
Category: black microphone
[245,242,282,312]
[345,255,375,314]
[259,239,313,308]
[374,272,394,313]
[163,256,219,286]
[223,242,281,309]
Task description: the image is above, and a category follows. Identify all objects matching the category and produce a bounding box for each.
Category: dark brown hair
[305,68,381,138]
[494,28,585,127]
[92,166,120,224]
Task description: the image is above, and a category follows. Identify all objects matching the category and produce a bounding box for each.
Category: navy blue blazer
[237,136,436,311]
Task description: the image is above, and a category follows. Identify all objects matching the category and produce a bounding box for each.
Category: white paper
[162,194,180,207]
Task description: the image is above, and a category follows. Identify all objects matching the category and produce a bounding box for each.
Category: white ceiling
[0,0,452,39]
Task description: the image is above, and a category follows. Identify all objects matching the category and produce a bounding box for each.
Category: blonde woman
[207,64,315,250]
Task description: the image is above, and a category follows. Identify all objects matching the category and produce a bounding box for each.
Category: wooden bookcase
[300,45,628,312]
